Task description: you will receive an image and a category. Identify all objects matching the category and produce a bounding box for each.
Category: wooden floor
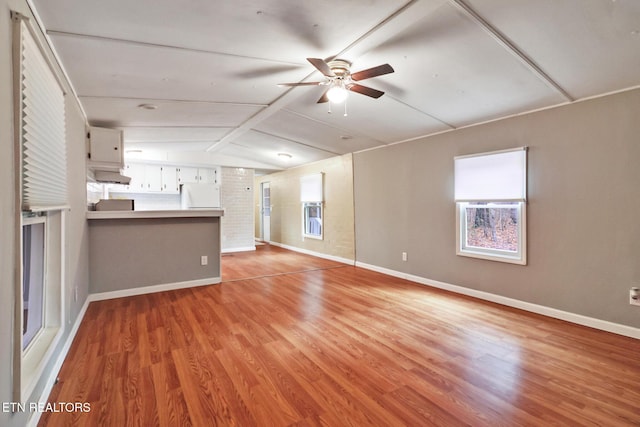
[40,245,640,426]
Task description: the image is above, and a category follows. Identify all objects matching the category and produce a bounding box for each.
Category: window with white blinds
[17,18,67,212]
[300,173,323,202]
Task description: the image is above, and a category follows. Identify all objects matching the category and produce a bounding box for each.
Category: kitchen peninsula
[87,209,224,299]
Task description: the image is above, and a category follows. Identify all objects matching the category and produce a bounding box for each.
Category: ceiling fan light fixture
[326,84,348,103]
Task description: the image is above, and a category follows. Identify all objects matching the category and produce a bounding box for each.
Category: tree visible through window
[464,203,519,252]
[454,147,527,264]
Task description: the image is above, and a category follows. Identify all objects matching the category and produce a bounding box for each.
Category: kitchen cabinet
[177,167,199,184]
[123,163,145,192]
[116,164,219,193]
[88,127,124,169]
[121,164,179,194]
[161,166,179,193]
[199,167,219,184]
[177,167,219,184]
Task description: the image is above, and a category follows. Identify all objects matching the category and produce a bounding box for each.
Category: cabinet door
[144,165,163,192]
[124,163,145,192]
[89,127,123,166]
[161,166,179,193]
[177,167,199,184]
[198,167,218,184]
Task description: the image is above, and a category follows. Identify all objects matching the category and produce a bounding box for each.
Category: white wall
[221,167,255,251]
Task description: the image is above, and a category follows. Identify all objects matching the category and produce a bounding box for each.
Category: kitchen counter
[87,209,223,298]
[87,209,224,220]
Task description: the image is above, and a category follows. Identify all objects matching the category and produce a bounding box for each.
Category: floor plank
[39,245,640,426]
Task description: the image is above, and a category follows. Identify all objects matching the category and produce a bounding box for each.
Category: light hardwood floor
[40,245,640,426]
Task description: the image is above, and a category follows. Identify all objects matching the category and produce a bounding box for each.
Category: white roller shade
[18,19,68,211]
[454,147,527,202]
[300,173,323,202]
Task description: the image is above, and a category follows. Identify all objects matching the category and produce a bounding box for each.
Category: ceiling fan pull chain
[327,102,332,115]
[344,99,348,117]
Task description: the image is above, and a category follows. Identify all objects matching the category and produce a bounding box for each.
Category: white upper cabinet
[161,166,179,193]
[177,166,220,184]
[177,167,199,184]
[88,127,123,169]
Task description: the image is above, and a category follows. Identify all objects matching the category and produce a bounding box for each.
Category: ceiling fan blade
[350,64,394,81]
[348,83,385,99]
[278,82,323,87]
[317,89,330,104]
[307,58,335,77]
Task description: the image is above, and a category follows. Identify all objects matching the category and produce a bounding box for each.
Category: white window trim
[302,202,323,240]
[12,11,66,402]
[16,212,65,401]
[456,202,527,265]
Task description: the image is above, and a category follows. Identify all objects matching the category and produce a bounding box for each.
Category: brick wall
[221,167,255,252]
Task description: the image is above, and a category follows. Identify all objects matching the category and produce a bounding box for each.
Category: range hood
[93,170,131,185]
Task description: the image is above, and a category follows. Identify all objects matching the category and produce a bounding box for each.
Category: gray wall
[0,1,90,425]
[89,217,221,293]
[354,88,640,328]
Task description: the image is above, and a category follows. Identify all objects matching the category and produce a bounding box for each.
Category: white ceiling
[31,0,640,171]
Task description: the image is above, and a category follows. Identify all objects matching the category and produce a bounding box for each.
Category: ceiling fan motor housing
[327,59,352,78]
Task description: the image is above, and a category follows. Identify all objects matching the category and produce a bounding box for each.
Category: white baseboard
[269,241,355,266]
[356,261,640,340]
[28,297,91,427]
[222,246,256,253]
[89,277,221,302]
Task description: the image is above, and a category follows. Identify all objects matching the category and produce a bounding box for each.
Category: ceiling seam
[79,95,268,108]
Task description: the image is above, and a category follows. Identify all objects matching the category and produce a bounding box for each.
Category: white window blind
[300,173,323,202]
[454,147,527,202]
[18,19,68,211]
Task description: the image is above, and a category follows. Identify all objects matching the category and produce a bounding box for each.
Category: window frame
[12,11,66,402]
[302,202,323,240]
[454,147,528,265]
[456,201,527,265]
[21,215,47,352]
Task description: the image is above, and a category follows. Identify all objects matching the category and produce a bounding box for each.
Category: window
[454,148,527,264]
[22,217,46,351]
[303,202,323,239]
[13,12,67,401]
[300,173,323,240]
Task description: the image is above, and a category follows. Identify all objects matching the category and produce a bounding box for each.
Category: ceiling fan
[278,57,394,104]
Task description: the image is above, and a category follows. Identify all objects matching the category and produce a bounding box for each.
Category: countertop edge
[87,209,225,220]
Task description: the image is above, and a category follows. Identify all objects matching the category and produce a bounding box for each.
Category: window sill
[457,249,526,265]
[21,326,62,401]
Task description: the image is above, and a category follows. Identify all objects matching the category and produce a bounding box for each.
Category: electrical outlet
[201,255,208,266]
[402,252,408,262]
[630,287,640,306]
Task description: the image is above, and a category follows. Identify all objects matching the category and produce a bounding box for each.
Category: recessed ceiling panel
[49,34,308,104]
[122,127,232,152]
[358,2,568,126]
[283,83,453,144]
[255,110,386,154]
[465,0,640,98]
[219,130,334,168]
[80,97,263,128]
[33,0,408,63]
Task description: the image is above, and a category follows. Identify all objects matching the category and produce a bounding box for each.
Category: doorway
[260,182,271,242]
